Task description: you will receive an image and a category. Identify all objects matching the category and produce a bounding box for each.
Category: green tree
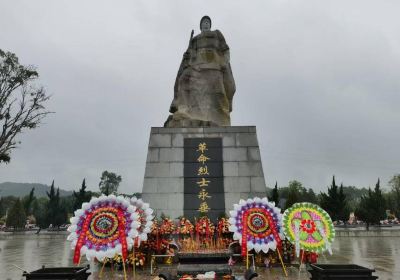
[0,196,17,217]
[388,174,400,218]
[0,197,5,218]
[278,186,289,200]
[337,183,350,223]
[0,49,51,163]
[355,190,372,230]
[22,187,36,216]
[341,186,369,212]
[119,192,141,199]
[279,181,318,207]
[301,188,318,204]
[73,179,91,211]
[372,178,386,222]
[46,180,67,227]
[268,182,279,206]
[32,197,48,228]
[320,176,349,222]
[56,198,69,226]
[355,179,386,230]
[132,192,142,198]
[285,180,302,209]
[46,180,58,227]
[99,171,122,195]
[6,198,26,229]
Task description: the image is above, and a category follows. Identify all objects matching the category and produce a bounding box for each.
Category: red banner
[241,211,249,256]
[117,209,128,260]
[73,212,93,264]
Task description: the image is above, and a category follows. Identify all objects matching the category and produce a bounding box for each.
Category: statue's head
[200,16,211,32]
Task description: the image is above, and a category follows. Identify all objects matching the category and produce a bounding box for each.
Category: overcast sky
[1,0,399,194]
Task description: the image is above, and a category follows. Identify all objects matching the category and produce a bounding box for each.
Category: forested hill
[0,182,73,197]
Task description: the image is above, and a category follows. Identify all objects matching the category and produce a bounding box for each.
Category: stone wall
[141,126,267,219]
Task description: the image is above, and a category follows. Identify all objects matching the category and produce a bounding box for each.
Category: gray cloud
[1,0,399,193]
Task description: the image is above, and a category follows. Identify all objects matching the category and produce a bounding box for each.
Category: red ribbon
[264,211,282,248]
[241,211,249,257]
[117,209,128,260]
[134,236,139,248]
[73,212,93,264]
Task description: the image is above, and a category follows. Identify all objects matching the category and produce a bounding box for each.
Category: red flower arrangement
[217,217,230,234]
[151,219,159,235]
[159,217,176,235]
[195,216,215,235]
[176,217,194,235]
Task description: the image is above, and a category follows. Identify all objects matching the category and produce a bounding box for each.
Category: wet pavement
[0,233,397,279]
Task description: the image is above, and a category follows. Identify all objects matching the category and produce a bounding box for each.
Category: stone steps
[177,263,232,277]
[178,252,230,264]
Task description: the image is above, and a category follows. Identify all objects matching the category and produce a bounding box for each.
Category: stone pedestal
[141,126,267,219]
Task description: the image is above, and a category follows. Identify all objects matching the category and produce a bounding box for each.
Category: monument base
[141,126,267,220]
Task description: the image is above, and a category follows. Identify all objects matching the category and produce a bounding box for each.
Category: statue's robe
[165,30,236,127]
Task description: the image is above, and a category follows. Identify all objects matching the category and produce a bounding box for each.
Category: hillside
[0,182,73,197]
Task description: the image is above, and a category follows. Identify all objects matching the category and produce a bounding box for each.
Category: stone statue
[164,16,236,127]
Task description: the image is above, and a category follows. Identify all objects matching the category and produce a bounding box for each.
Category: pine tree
[355,190,371,230]
[46,180,57,227]
[337,183,350,223]
[32,197,48,228]
[372,178,386,223]
[320,176,341,221]
[46,180,66,227]
[23,187,36,216]
[6,198,26,229]
[300,188,319,204]
[285,180,301,209]
[73,179,91,211]
[269,181,280,206]
[0,197,5,218]
[355,179,386,230]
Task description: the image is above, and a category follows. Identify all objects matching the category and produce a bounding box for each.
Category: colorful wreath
[176,217,194,235]
[229,197,283,255]
[130,196,154,243]
[195,216,215,236]
[282,202,335,256]
[67,195,140,263]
